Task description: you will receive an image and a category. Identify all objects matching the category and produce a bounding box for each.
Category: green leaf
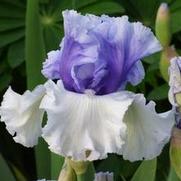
[0,60,9,75]
[119,0,158,24]
[0,2,25,18]
[95,154,139,180]
[26,0,45,89]
[131,159,157,181]
[80,1,125,15]
[48,0,73,20]
[170,0,181,12]
[0,18,24,32]
[145,71,158,88]
[0,28,25,48]
[40,0,50,4]
[171,10,181,34]
[8,40,25,68]
[0,73,12,91]
[26,0,50,179]
[1,0,26,9]
[168,167,180,181]
[147,84,169,101]
[143,52,160,65]
[0,154,15,181]
[51,154,64,179]
[43,25,63,52]
[10,163,27,181]
[130,0,158,19]
[76,0,98,9]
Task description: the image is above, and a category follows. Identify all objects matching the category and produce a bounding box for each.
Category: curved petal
[126,61,145,86]
[129,22,162,60]
[42,50,62,79]
[63,10,100,39]
[42,10,161,95]
[0,85,45,147]
[40,80,134,161]
[94,17,162,93]
[121,94,174,161]
[94,172,113,181]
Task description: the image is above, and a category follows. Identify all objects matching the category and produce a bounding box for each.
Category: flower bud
[156,3,171,47]
[68,160,89,175]
[170,127,181,179]
[58,160,76,181]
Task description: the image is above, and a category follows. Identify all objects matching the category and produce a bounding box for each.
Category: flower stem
[77,174,86,181]
[76,162,95,181]
[67,158,95,181]
[26,0,49,178]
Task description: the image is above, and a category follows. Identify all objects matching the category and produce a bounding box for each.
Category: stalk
[26,0,50,178]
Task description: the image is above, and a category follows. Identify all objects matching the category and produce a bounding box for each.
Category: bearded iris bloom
[0,10,174,162]
[169,57,181,128]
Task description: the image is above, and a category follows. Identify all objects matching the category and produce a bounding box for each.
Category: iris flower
[0,10,174,162]
[169,57,181,128]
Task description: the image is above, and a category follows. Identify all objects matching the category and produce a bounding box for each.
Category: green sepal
[68,159,95,181]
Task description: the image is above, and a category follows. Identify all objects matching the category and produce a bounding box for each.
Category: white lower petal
[0,85,45,147]
[40,80,134,161]
[94,172,113,181]
[121,94,174,161]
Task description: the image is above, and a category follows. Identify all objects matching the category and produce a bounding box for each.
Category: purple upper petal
[42,10,162,95]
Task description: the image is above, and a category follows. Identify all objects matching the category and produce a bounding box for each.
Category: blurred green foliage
[0,0,181,180]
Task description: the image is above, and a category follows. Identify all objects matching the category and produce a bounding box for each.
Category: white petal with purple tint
[0,85,45,147]
[40,80,134,161]
[121,94,174,161]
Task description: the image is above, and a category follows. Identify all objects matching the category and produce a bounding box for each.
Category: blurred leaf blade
[0,154,15,181]
[0,28,25,48]
[1,0,26,9]
[43,25,63,52]
[0,73,12,91]
[147,84,169,101]
[26,0,45,88]
[131,159,157,181]
[0,2,25,18]
[26,0,50,179]
[171,10,181,34]
[51,154,64,179]
[168,167,180,181]
[8,40,25,68]
[76,0,98,9]
[11,163,27,181]
[79,1,125,15]
[0,18,24,32]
